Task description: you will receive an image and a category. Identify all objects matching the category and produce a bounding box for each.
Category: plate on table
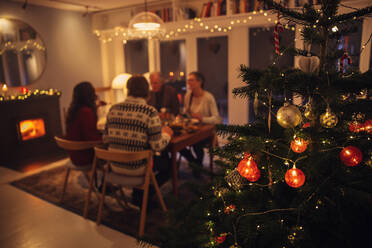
[190,118,200,124]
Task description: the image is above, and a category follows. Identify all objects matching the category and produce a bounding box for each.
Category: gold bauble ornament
[277,102,302,128]
[304,103,316,120]
[365,151,372,168]
[320,107,338,128]
[340,93,351,101]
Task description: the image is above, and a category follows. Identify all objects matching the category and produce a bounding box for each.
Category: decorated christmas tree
[156,0,372,247]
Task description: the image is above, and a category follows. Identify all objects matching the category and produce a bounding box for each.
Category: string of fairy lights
[93,6,371,62]
[93,9,298,43]
[0,39,46,55]
[0,86,61,102]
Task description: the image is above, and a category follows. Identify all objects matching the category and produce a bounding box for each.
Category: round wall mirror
[0,18,47,87]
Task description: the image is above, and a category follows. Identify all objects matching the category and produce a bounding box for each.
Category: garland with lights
[0,39,46,55]
[0,88,61,102]
[153,1,372,248]
[94,8,297,43]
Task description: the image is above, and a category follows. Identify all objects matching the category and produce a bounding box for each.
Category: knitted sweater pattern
[103,97,170,171]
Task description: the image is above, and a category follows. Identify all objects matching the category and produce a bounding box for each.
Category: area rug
[10,163,207,245]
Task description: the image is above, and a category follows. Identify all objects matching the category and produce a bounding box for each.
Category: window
[124,39,149,74]
[197,36,228,124]
[160,40,187,101]
[249,26,295,69]
[311,20,362,71]
[160,40,186,81]
[249,26,295,122]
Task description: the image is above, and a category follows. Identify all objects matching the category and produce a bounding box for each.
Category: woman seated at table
[65,81,102,166]
[180,71,221,169]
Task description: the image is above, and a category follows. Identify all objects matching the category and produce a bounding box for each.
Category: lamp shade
[129,12,164,31]
[111,73,131,103]
[128,12,165,39]
[112,73,131,89]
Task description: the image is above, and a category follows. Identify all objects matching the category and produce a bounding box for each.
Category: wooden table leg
[171,148,178,197]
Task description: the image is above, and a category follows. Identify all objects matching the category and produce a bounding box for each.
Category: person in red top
[65,82,102,166]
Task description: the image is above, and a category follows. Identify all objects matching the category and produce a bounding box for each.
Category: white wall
[0,1,103,130]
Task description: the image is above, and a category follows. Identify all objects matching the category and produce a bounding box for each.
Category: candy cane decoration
[340,36,352,72]
[274,11,284,55]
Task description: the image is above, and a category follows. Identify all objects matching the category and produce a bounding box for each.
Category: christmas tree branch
[239,208,297,217]
[266,0,318,23]
[261,149,295,164]
[333,6,372,24]
[232,86,253,98]
[288,47,318,57]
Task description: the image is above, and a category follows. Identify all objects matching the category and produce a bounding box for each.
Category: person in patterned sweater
[103,75,173,206]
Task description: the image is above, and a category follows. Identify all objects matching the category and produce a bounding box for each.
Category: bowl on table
[169,123,184,135]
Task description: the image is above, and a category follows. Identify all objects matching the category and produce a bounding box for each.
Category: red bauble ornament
[237,154,260,182]
[340,146,363,166]
[364,119,372,133]
[349,121,362,133]
[285,167,305,188]
[20,87,28,94]
[215,233,227,244]
[224,204,236,214]
[302,122,311,128]
[290,138,308,153]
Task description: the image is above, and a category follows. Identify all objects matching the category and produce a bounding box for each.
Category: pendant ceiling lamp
[128,0,165,39]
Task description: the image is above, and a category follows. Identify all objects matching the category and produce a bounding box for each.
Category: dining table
[167,124,216,197]
[97,113,216,197]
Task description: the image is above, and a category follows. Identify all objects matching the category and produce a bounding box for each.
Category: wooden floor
[2,151,68,173]
[0,140,228,248]
[0,160,155,248]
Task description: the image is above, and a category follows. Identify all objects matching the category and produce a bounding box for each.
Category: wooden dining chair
[83,147,167,237]
[54,136,102,202]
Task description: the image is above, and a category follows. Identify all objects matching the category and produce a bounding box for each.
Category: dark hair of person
[127,75,149,98]
[189,71,205,89]
[66,81,97,127]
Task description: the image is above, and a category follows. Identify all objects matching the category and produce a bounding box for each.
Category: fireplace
[18,118,46,141]
[0,94,63,168]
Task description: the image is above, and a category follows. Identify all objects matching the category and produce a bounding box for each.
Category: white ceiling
[10,0,168,13]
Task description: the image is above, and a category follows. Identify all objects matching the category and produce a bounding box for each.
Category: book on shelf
[227,0,271,14]
[219,0,227,16]
[152,7,173,22]
[212,0,227,16]
[200,2,213,18]
[200,1,227,18]
[210,2,217,17]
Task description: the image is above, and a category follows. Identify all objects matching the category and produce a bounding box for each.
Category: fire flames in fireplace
[19,118,46,141]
